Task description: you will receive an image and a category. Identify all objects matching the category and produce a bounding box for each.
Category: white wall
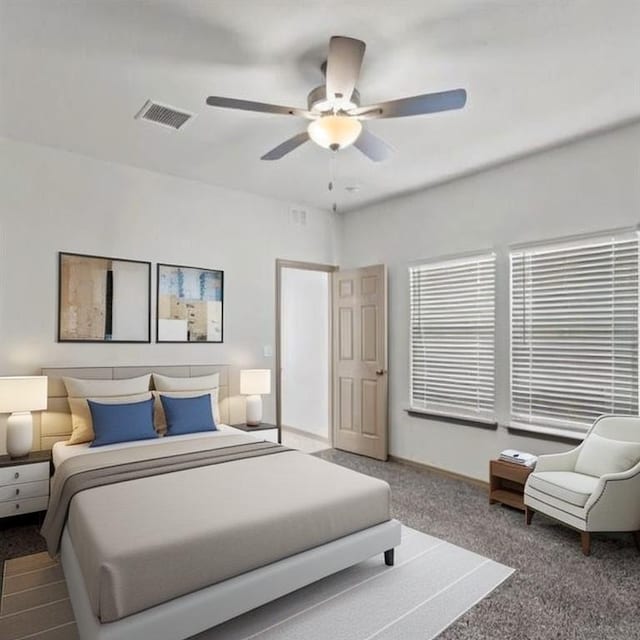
[281,268,330,438]
[2,122,638,472]
[0,138,337,453]
[339,121,640,481]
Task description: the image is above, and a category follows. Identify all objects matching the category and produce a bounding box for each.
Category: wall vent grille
[135,100,194,130]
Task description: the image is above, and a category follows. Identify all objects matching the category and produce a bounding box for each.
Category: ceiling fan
[205,35,467,162]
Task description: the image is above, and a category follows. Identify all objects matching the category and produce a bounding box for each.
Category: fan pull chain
[328,150,337,191]
[329,150,338,213]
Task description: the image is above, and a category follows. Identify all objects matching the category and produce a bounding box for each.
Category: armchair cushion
[527,471,600,507]
[575,433,640,478]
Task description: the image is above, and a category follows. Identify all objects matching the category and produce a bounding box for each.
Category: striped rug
[1,527,513,640]
[0,551,77,639]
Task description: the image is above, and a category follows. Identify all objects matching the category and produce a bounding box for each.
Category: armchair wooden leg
[525,506,534,525]
[581,532,591,556]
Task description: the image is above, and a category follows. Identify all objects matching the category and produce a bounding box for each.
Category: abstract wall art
[58,252,151,342]
[156,263,224,343]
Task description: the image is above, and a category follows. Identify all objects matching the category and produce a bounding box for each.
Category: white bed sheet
[51,424,245,468]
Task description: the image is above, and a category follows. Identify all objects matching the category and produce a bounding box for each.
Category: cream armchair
[524,415,640,555]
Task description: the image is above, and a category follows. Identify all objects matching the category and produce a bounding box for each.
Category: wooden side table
[489,459,533,511]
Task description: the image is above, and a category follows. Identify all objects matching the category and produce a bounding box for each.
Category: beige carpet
[0,552,78,640]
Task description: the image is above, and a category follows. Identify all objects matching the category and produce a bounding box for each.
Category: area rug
[0,551,76,639]
[1,527,513,640]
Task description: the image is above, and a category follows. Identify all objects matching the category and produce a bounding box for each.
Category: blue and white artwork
[157,264,223,342]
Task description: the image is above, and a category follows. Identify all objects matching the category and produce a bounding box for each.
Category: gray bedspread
[42,438,289,556]
[45,434,392,622]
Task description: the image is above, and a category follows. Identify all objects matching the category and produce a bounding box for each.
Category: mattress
[54,434,391,622]
[51,424,244,468]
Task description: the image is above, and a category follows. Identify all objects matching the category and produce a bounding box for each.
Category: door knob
[376,369,385,376]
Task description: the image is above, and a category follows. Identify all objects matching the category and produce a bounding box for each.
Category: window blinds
[409,253,496,421]
[510,230,639,432]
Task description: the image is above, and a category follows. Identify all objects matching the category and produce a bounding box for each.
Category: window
[510,230,639,434]
[409,252,496,422]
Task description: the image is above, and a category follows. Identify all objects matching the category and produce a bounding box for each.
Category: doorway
[276,260,335,452]
[276,260,389,460]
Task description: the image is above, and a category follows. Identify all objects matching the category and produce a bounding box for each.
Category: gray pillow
[63,374,151,398]
[152,373,220,392]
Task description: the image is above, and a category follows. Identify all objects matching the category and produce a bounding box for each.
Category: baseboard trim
[281,425,331,445]
[388,455,489,491]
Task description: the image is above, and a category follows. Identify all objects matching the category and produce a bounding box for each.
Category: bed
[38,365,401,640]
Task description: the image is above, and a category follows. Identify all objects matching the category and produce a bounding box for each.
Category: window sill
[507,422,586,444]
[405,408,498,430]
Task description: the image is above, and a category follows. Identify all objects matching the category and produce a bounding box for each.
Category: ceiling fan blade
[353,128,394,162]
[325,36,366,104]
[350,88,467,119]
[261,132,310,160]
[206,96,313,119]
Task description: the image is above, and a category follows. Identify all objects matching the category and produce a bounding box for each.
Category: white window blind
[410,253,496,421]
[510,230,639,433]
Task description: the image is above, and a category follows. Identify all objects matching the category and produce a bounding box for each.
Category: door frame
[275,259,338,444]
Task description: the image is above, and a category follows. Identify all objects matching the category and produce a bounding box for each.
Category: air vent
[135,100,194,130]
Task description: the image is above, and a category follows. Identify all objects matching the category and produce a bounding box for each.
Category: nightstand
[231,423,280,444]
[489,459,533,512]
[0,450,51,519]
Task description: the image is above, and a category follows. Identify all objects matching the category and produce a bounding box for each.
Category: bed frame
[62,520,401,640]
[43,365,401,639]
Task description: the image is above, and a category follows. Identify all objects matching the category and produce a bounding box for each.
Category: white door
[332,265,388,460]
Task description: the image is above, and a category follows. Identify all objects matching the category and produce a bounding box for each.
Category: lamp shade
[240,369,271,396]
[307,115,362,150]
[0,376,48,413]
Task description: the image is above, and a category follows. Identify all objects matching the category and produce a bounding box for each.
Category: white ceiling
[1,0,638,212]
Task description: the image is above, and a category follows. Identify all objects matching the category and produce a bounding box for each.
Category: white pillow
[575,433,640,477]
[152,373,220,392]
[153,389,220,433]
[63,374,151,398]
[67,392,153,445]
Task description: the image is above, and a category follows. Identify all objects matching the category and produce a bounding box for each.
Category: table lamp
[0,376,48,458]
[240,369,271,426]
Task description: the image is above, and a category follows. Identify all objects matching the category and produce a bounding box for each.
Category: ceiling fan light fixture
[205,36,467,162]
[307,115,362,151]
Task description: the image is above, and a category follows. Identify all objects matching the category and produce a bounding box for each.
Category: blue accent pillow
[88,397,157,447]
[160,394,217,436]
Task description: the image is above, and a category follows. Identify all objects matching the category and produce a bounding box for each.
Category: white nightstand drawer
[0,495,49,518]
[0,461,49,486]
[259,429,279,443]
[0,480,49,503]
[243,428,279,443]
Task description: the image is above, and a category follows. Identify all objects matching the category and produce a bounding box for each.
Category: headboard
[35,365,231,450]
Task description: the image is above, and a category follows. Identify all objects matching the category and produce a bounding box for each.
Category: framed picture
[156,263,224,343]
[58,252,151,342]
